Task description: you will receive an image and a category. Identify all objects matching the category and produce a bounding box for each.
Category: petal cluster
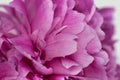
[0,0,119,80]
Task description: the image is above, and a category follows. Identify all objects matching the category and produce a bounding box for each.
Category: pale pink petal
[61,58,79,69]
[72,50,94,68]
[52,0,67,29]
[45,33,77,60]
[86,36,102,54]
[24,0,42,22]
[47,58,82,75]
[10,0,26,15]
[67,0,75,10]
[10,0,31,34]
[71,26,95,68]
[94,50,109,65]
[8,34,34,57]
[31,0,54,40]
[0,0,117,79]
[62,10,85,34]
[32,59,53,75]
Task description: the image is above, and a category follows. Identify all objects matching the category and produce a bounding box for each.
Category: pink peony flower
[0,0,119,80]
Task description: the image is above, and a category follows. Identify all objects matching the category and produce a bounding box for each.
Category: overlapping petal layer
[0,0,119,80]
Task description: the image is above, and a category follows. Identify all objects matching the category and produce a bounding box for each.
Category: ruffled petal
[61,58,79,69]
[45,33,77,60]
[86,35,102,54]
[47,58,82,75]
[31,0,54,40]
[62,10,85,34]
[71,26,95,68]
[74,0,95,21]
[52,0,67,29]
[84,62,108,80]
[32,59,53,75]
[10,0,31,34]
[8,34,34,58]
[94,50,109,65]
[88,11,105,40]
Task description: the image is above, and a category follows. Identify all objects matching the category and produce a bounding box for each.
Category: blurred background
[0,0,120,64]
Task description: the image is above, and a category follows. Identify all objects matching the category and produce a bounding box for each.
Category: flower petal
[10,0,31,34]
[8,34,34,58]
[71,26,95,68]
[74,0,95,21]
[86,35,102,54]
[45,33,77,60]
[67,0,75,10]
[32,59,53,75]
[84,63,108,80]
[32,0,54,40]
[47,58,82,75]
[0,62,18,79]
[61,58,79,69]
[48,75,65,80]
[62,10,85,34]
[88,11,105,40]
[94,50,109,65]
[52,0,67,29]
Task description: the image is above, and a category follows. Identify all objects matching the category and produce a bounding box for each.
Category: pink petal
[31,0,54,40]
[47,32,77,45]
[52,0,67,29]
[86,36,102,54]
[7,48,23,63]
[47,58,82,75]
[61,58,79,69]
[67,0,75,10]
[72,50,94,68]
[99,8,114,20]
[94,50,109,65]
[8,34,34,58]
[0,16,21,37]
[32,60,53,75]
[62,10,85,34]
[0,62,18,79]
[0,33,4,48]
[10,0,26,15]
[17,60,31,78]
[45,33,77,60]
[10,0,31,34]
[24,0,43,22]
[84,63,108,80]
[32,75,43,80]
[89,11,105,40]
[48,75,65,80]
[71,26,95,68]
[74,0,95,22]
